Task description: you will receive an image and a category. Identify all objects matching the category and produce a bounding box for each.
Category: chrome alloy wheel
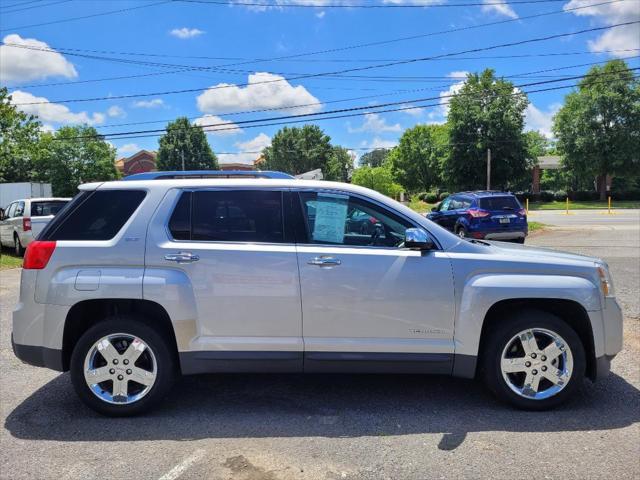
[500,328,573,400]
[83,333,157,405]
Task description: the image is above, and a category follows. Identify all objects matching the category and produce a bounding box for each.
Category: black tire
[481,309,586,410]
[514,237,526,244]
[456,226,468,239]
[14,234,24,257]
[70,316,176,417]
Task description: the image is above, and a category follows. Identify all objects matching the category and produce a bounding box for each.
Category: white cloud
[133,98,164,109]
[481,0,518,19]
[525,102,561,138]
[193,114,242,136]
[197,72,321,115]
[107,105,126,118]
[0,34,77,85]
[401,105,425,117]
[117,143,142,156]
[218,133,272,165]
[169,27,205,39]
[315,10,325,18]
[9,90,105,126]
[439,76,467,116]
[447,71,469,79]
[360,137,398,150]
[564,0,640,57]
[348,113,402,133]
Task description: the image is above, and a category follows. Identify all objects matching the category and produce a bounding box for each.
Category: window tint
[439,197,451,211]
[31,201,68,216]
[186,190,284,243]
[168,191,191,240]
[299,191,411,248]
[479,196,521,211]
[42,190,146,241]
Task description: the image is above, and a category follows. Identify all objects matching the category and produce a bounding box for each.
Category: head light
[597,265,615,297]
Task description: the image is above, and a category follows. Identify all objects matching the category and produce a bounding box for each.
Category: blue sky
[1,0,638,165]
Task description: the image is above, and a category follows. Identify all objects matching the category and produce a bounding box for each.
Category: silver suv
[11,171,623,416]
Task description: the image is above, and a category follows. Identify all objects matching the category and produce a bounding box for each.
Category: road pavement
[0,210,638,480]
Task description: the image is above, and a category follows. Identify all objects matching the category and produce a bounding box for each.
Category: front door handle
[307,256,341,267]
[164,252,200,264]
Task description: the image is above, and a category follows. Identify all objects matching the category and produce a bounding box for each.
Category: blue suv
[427,191,528,243]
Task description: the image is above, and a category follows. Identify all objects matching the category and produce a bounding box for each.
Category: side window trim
[293,188,435,251]
[165,187,294,246]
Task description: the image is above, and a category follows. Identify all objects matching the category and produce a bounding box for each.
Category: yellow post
[566,197,569,215]
[608,196,612,214]
[526,198,529,215]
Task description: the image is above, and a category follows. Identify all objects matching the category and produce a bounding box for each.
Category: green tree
[351,165,403,198]
[359,148,390,168]
[553,59,640,200]
[0,87,41,182]
[446,69,530,190]
[524,130,550,160]
[389,124,448,192]
[157,117,218,171]
[35,126,119,197]
[261,125,332,175]
[325,146,354,182]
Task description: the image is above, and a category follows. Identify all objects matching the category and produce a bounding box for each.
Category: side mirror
[405,228,435,251]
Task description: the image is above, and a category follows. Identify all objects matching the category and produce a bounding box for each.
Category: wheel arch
[477,298,597,381]
[62,299,179,372]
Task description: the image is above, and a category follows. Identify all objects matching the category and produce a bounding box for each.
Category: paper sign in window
[312,194,348,244]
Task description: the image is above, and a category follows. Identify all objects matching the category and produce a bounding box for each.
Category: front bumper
[483,231,526,240]
[11,334,65,371]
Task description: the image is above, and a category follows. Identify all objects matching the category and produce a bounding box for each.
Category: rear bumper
[11,334,65,371]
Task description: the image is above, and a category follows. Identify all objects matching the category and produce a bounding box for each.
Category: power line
[177,0,569,8]
[11,20,638,106]
[0,0,171,32]
[88,57,638,130]
[0,0,46,10]
[52,67,638,141]
[1,0,73,14]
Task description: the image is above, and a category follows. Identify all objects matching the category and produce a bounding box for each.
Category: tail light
[467,208,490,218]
[369,216,379,224]
[23,241,56,269]
[517,208,527,216]
[23,217,31,231]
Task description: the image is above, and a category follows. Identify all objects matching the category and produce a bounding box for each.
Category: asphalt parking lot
[1,210,638,480]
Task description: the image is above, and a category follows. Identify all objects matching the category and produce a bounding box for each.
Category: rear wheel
[70,316,176,416]
[481,310,586,410]
[514,237,525,244]
[14,234,24,256]
[456,226,468,239]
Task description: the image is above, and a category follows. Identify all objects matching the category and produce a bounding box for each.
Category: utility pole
[181,150,185,171]
[486,148,491,190]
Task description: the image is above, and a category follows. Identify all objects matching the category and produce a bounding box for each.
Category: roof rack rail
[123,170,294,181]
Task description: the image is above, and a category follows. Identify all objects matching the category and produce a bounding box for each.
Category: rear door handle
[164,252,200,264]
[307,256,341,267]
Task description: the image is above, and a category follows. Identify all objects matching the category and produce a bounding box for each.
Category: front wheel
[14,234,24,256]
[456,226,468,239]
[481,310,586,410]
[70,316,176,416]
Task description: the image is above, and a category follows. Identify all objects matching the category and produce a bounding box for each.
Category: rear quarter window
[31,201,68,216]
[40,190,146,241]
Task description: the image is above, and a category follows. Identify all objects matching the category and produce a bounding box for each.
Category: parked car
[0,197,70,256]
[12,172,622,416]
[427,191,528,243]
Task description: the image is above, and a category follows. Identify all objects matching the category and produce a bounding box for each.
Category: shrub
[571,190,599,201]
[539,190,554,202]
[439,191,450,201]
[514,191,530,202]
[613,189,640,200]
[425,192,439,203]
[553,190,568,202]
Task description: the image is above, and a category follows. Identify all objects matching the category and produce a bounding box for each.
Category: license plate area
[499,218,510,224]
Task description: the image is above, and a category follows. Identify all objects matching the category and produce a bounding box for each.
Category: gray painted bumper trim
[12,335,65,372]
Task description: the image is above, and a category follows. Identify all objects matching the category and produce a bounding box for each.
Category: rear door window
[479,196,521,211]
[41,190,146,241]
[168,190,285,244]
[31,201,68,216]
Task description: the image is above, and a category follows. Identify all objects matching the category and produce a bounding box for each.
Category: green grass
[0,250,22,270]
[528,200,640,210]
[528,221,546,232]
